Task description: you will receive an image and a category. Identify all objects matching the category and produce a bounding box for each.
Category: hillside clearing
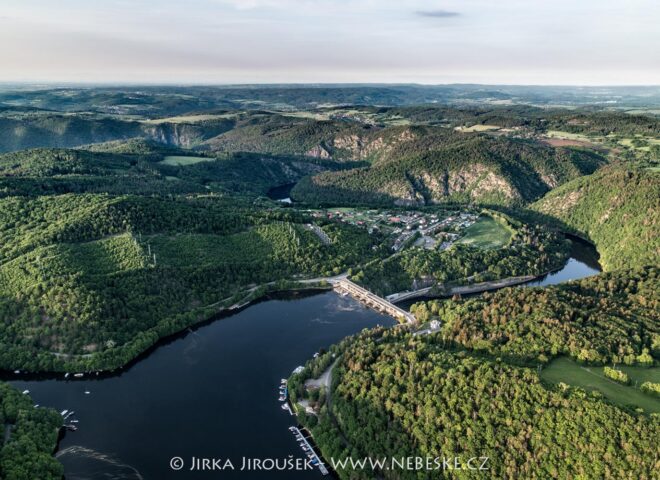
[160,155,215,166]
[455,124,500,132]
[540,357,660,414]
[457,216,512,249]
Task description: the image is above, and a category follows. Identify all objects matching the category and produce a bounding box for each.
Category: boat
[84,391,91,395]
[73,373,84,378]
[71,420,79,423]
[66,425,77,431]
[64,373,70,378]
[60,410,69,416]
[281,404,289,410]
[280,379,287,384]
[279,396,286,401]
[34,405,39,408]
[22,389,30,394]
[13,370,20,374]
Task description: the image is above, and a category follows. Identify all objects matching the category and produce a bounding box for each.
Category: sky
[0,0,658,85]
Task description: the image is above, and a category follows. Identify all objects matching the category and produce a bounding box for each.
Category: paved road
[388,274,538,302]
[295,272,348,285]
[305,358,339,391]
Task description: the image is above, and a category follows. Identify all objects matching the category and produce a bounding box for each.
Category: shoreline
[3,235,602,377]
[390,233,602,303]
[0,283,333,379]
[389,267,564,304]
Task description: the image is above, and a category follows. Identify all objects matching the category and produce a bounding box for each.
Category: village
[306,208,480,252]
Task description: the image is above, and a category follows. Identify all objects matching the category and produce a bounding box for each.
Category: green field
[545,130,593,141]
[160,155,215,166]
[457,216,512,249]
[143,113,237,124]
[540,357,660,414]
[455,124,500,132]
[618,136,660,152]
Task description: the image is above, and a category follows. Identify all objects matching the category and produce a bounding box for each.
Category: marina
[289,427,329,476]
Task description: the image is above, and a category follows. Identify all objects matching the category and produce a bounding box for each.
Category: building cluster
[308,208,479,252]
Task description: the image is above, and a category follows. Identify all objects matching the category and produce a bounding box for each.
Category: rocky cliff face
[329,128,418,161]
[300,128,419,162]
[305,144,332,159]
[392,164,520,205]
[291,134,605,207]
[141,121,232,148]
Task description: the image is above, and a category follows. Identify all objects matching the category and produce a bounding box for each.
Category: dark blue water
[398,239,602,308]
[522,238,601,287]
[9,292,393,479]
[266,183,296,203]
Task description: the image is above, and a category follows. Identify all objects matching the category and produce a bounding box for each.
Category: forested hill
[3,102,658,156]
[0,194,389,372]
[414,266,659,364]
[0,383,63,479]
[292,136,605,206]
[0,143,352,198]
[3,85,660,114]
[532,166,659,270]
[305,329,659,480]
[0,111,237,153]
[292,268,660,479]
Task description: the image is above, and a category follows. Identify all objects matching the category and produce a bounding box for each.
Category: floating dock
[289,426,329,476]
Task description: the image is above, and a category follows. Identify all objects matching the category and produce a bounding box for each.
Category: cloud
[416,9,460,18]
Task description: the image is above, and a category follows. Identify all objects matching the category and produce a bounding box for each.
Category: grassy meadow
[457,215,512,249]
[160,155,215,166]
[541,357,660,414]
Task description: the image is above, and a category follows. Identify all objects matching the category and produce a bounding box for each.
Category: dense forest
[293,235,658,479]
[0,193,389,372]
[532,166,659,270]
[293,327,659,480]
[0,383,63,480]
[412,267,658,365]
[0,142,354,198]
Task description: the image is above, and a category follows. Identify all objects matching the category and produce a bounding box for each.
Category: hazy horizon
[1,82,660,88]
[1,0,659,85]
